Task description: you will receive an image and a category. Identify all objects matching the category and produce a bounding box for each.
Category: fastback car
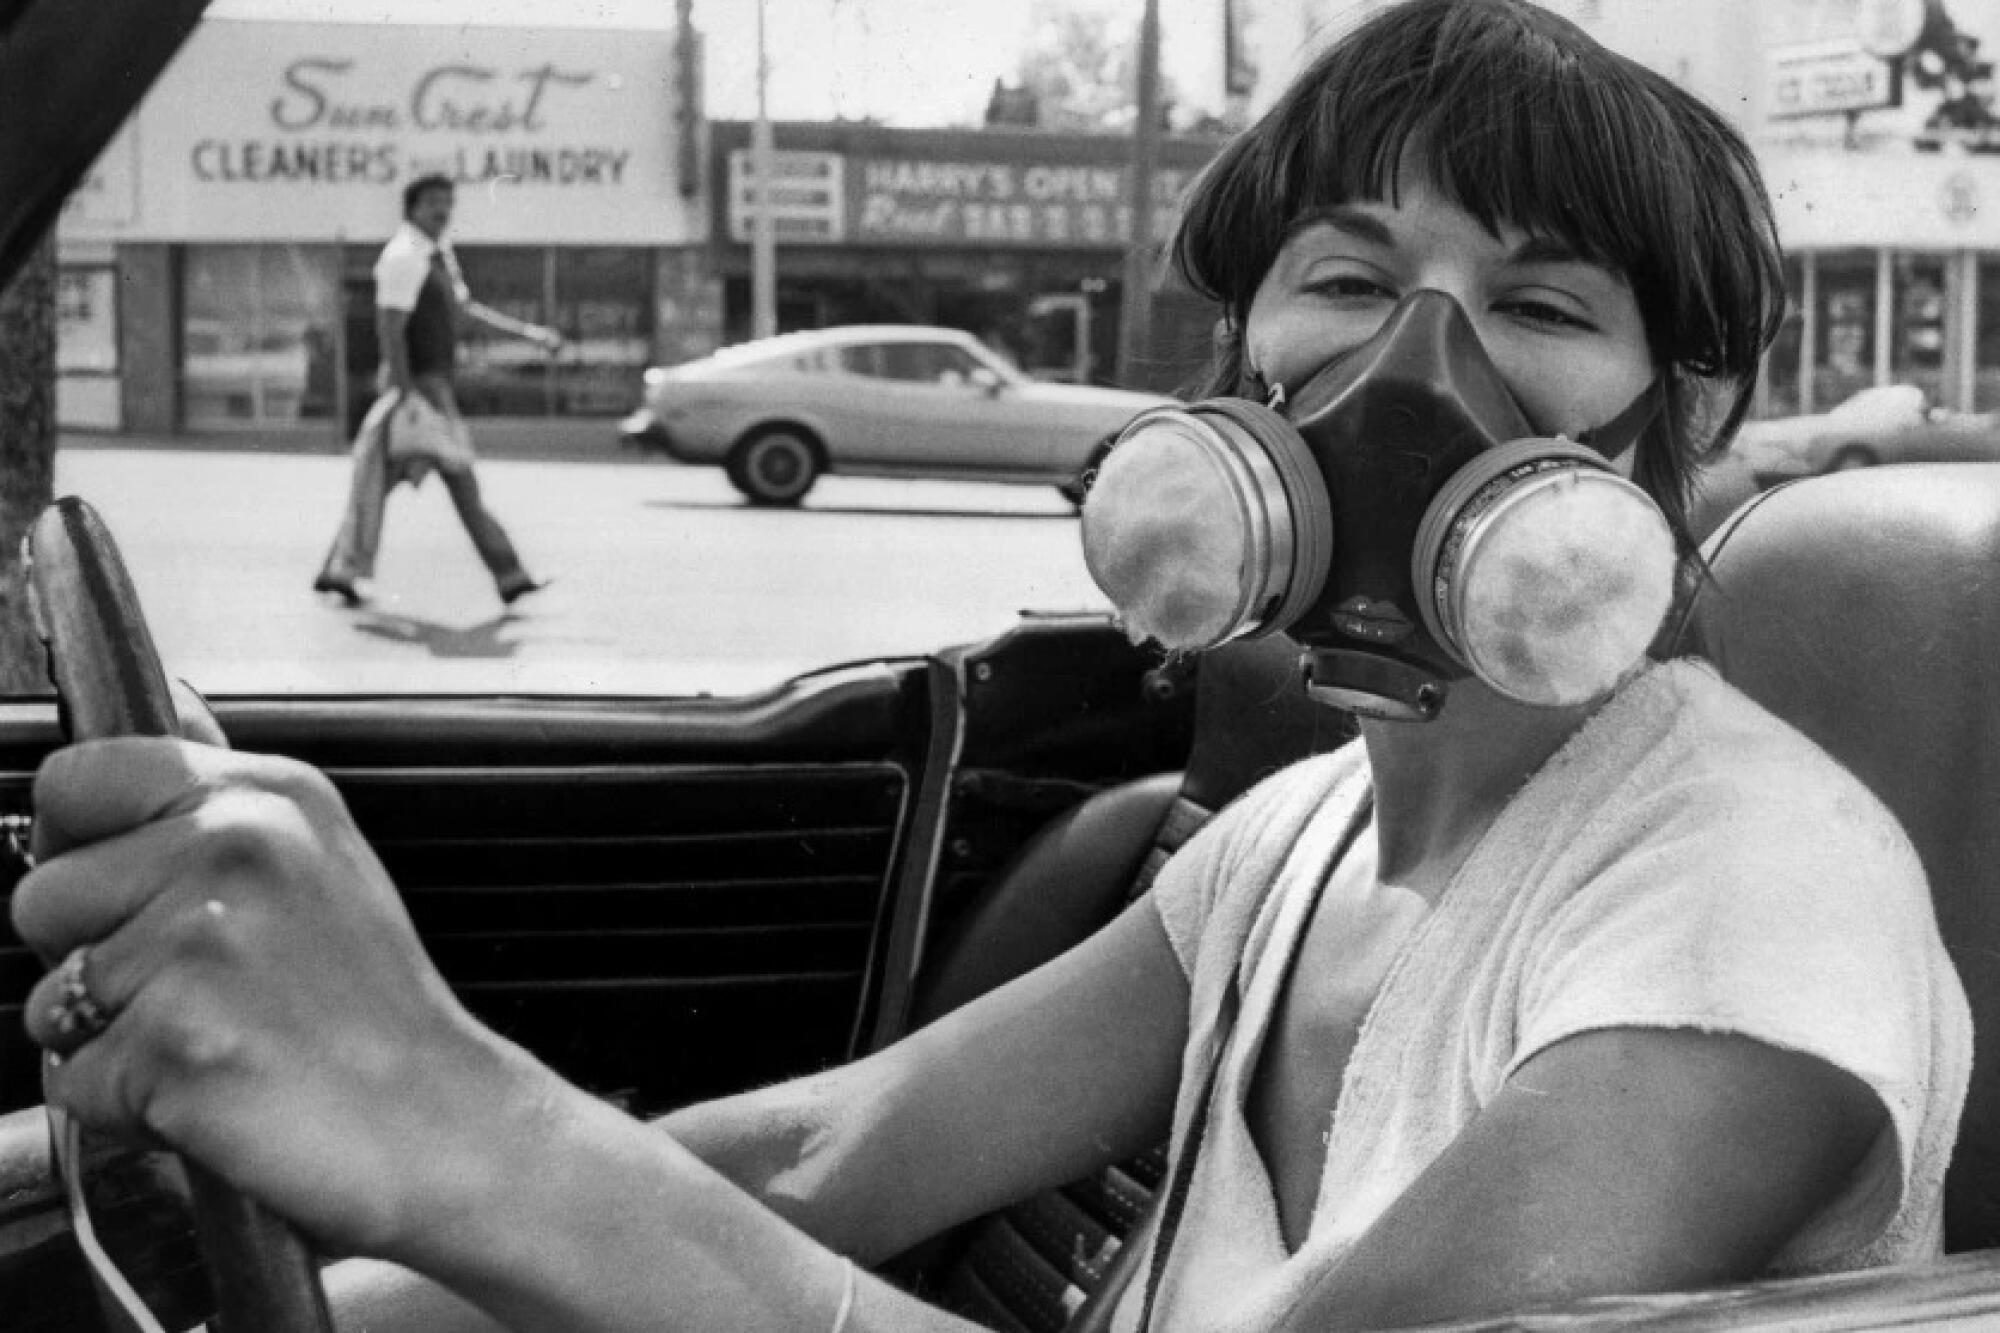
[1729,384,2000,484]
[616,324,1173,506]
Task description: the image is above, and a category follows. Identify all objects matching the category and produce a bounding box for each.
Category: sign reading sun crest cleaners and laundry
[63,18,698,245]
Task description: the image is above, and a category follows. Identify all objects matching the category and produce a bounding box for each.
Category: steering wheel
[26,496,334,1332]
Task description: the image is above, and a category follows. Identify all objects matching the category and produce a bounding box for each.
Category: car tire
[1058,437,1117,511]
[728,428,821,506]
[1829,444,1879,472]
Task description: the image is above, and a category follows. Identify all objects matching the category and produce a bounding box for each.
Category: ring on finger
[46,945,114,1045]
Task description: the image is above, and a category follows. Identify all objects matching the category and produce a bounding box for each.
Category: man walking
[315,174,561,606]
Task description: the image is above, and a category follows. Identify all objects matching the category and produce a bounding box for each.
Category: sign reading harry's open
[726,150,1197,251]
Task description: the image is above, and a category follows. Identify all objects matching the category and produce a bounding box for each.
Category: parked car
[617,325,1173,506]
[1730,384,2000,484]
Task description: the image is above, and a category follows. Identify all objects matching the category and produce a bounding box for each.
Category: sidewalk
[60,414,633,466]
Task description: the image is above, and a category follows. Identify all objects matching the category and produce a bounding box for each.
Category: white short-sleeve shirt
[373,221,468,313]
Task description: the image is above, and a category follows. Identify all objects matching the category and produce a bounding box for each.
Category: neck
[1360,679,1604,900]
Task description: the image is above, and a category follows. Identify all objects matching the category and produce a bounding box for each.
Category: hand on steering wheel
[11,499,553,1331]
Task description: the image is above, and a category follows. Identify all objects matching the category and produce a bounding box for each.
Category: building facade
[1251,0,2000,419]
[57,15,710,439]
[706,120,1231,394]
[57,11,1240,438]
[1750,0,2000,416]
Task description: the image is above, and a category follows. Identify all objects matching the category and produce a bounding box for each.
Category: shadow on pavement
[643,498,1076,521]
[350,610,524,659]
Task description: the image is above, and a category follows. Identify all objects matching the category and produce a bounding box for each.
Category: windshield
[6,0,1983,697]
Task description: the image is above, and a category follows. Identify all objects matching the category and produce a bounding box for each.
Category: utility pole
[1115,0,1162,387]
[751,0,778,339]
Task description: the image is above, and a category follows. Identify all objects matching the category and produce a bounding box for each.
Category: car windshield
[1,0,1987,700]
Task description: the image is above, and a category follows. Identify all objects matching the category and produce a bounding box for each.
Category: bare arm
[1271,1028,1886,1332]
[462,298,561,350]
[317,896,1188,1331]
[376,306,414,393]
[663,895,1188,1262]
[358,896,1184,1331]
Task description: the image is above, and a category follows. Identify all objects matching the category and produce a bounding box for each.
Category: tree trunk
[0,231,57,693]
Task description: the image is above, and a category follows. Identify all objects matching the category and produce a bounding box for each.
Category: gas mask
[1080,290,1677,721]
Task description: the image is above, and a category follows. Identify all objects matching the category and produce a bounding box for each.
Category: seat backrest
[911,632,1353,1330]
[1676,463,2000,1252]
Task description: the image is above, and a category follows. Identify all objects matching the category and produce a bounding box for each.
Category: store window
[1890,253,1948,406]
[57,268,118,373]
[555,248,655,416]
[1762,254,1806,418]
[1812,249,1878,410]
[455,246,553,417]
[183,245,340,427]
[56,266,120,430]
[1976,257,2000,411]
[440,246,654,418]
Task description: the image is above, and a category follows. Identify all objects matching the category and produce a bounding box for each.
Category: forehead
[1271,186,1603,275]
[1271,140,1636,278]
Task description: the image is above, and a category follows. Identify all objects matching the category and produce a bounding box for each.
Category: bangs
[1173,0,1783,385]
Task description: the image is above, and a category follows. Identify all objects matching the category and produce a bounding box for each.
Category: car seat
[907,633,1356,1330]
[1673,462,2000,1254]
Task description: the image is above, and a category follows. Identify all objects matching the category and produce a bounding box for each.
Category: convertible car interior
[8,3,2000,1327]
[6,459,2000,1333]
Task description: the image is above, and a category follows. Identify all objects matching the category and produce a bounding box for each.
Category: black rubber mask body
[1278,289,1540,714]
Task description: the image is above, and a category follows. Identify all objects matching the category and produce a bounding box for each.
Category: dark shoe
[498,574,550,606]
[313,573,370,606]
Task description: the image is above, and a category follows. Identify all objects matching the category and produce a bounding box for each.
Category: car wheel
[728,428,821,506]
[1829,444,1879,472]
[1058,437,1116,511]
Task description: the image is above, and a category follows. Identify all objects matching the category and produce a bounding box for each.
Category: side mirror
[968,366,1006,396]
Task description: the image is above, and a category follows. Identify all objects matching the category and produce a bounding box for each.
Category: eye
[1498,297,1594,331]
[1302,273,1396,302]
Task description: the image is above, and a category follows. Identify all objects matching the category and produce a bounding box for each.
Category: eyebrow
[1286,204,1395,248]
[1507,235,1592,268]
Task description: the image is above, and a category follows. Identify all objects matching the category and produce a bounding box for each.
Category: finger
[40,971,217,1146]
[23,947,113,1060]
[30,736,272,860]
[43,1024,149,1142]
[12,804,204,962]
[21,883,220,1053]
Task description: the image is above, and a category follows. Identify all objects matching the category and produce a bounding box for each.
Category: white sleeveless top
[1115,660,1971,1333]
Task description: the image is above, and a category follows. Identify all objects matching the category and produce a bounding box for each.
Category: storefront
[706,121,1229,393]
[1752,0,2000,416]
[56,15,711,438]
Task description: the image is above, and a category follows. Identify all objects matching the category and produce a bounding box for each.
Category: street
[55,446,1109,697]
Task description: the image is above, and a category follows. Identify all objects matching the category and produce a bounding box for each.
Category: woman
[13,4,1970,1331]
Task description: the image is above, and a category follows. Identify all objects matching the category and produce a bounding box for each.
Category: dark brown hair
[402,173,455,219]
[1171,0,1785,555]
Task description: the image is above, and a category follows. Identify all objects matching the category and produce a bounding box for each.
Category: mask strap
[1238,356,1289,410]
[1576,378,1665,462]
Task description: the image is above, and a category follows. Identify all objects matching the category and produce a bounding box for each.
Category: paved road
[55,448,1109,697]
